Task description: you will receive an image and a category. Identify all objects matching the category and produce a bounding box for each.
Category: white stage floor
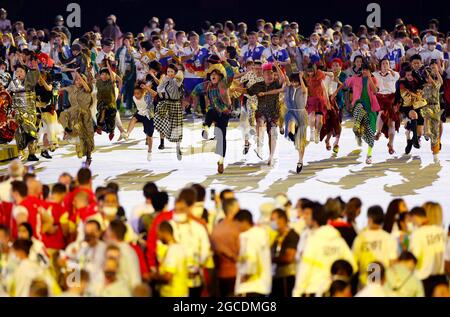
[1,118,450,228]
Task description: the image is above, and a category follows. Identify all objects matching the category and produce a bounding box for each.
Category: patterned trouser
[154,100,183,143]
[421,104,444,149]
[353,103,374,148]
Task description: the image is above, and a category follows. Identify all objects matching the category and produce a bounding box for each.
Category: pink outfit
[345,75,380,112]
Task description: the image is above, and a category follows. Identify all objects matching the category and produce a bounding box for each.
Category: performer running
[59,72,94,166]
[399,65,427,155]
[95,61,118,141]
[191,56,234,174]
[126,83,155,161]
[284,72,308,174]
[245,62,285,166]
[421,61,444,161]
[321,58,346,155]
[373,58,400,155]
[304,63,334,144]
[6,61,40,162]
[154,63,185,161]
[345,63,380,164]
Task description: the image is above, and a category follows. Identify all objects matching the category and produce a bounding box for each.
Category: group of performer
[0,12,448,174]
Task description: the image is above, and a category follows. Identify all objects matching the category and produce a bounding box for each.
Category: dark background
[1,0,449,37]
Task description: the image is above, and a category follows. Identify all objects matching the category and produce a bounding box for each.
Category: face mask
[84,234,96,243]
[182,37,187,44]
[315,29,323,35]
[30,45,38,51]
[288,41,296,48]
[311,40,319,46]
[362,44,369,50]
[384,40,391,47]
[173,213,188,223]
[107,20,113,25]
[104,271,116,280]
[270,221,278,231]
[168,43,175,50]
[103,206,118,216]
[407,222,415,232]
[0,69,5,75]
[428,44,436,51]
[258,37,263,43]
[334,39,340,45]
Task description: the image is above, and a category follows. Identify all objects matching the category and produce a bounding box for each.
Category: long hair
[383,199,405,233]
[423,202,443,227]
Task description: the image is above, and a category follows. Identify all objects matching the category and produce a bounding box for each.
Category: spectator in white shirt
[234,209,272,297]
[292,201,357,297]
[99,257,131,297]
[420,35,444,67]
[409,207,446,296]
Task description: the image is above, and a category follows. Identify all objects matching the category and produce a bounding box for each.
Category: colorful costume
[0,91,17,144]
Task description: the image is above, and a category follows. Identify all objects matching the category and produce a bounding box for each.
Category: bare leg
[126,117,138,135]
[147,136,153,153]
[308,112,315,140]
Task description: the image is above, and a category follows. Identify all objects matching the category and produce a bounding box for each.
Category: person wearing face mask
[144,17,161,41]
[285,34,304,74]
[169,196,211,297]
[152,221,189,297]
[420,36,444,67]
[304,33,323,66]
[98,257,131,297]
[375,36,404,72]
[406,37,424,59]
[270,209,299,297]
[0,59,11,88]
[350,37,371,64]
[386,252,424,297]
[326,31,352,68]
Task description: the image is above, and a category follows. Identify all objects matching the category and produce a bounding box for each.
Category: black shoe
[85,158,92,167]
[288,132,295,142]
[27,154,39,162]
[176,148,182,161]
[41,150,52,159]
[243,143,250,155]
[413,137,420,149]
[296,163,303,174]
[405,139,413,154]
[158,144,165,150]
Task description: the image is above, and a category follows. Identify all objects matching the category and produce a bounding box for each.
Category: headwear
[330,58,343,67]
[71,43,82,52]
[334,21,343,28]
[207,54,221,65]
[136,33,145,40]
[150,17,159,24]
[55,15,64,23]
[262,62,274,72]
[426,35,437,43]
[207,63,227,79]
[107,15,117,23]
[102,38,114,46]
[36,52,55,68]
[124,32,134,39]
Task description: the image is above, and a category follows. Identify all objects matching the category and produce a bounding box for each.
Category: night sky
[1,0,448,37]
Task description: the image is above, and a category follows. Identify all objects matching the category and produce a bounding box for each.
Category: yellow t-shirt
[159,243,189,297]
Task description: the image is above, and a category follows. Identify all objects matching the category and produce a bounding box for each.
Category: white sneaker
[147,152,152,161]
[433,154,440,163]
[366,156,372,164]
[309,133,315,143]
[124,110,133,118]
